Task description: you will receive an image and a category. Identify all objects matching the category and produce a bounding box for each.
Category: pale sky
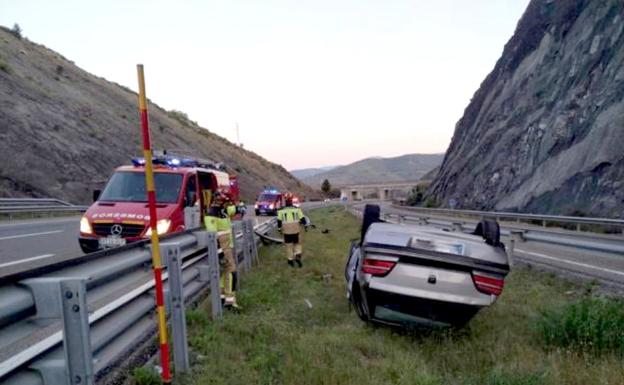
[0,0,529,170]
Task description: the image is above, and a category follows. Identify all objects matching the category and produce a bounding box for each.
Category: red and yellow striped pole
[136,64,171,383]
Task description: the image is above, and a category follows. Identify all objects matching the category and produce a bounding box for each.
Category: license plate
[259,209,266,213]
[99,236,126,248]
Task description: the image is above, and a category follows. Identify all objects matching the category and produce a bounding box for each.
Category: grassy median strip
[177,206,624,385]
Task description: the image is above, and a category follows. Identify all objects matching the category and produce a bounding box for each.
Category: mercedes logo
[111,224,123,236]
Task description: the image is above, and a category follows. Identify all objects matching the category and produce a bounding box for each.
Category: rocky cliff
[429,0,624,217]
[0,27,315,203]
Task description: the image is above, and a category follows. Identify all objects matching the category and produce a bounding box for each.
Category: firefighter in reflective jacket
[204,190,239,308]
[277,193,307,267]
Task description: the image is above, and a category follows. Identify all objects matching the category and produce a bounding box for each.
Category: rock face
[429,0,624,217]
[0,27,315,203]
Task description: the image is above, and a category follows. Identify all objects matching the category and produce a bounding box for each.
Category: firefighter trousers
[218,234,237,302]
[284,232,302,261]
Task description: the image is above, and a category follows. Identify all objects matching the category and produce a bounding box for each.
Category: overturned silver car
[345,205,510,328]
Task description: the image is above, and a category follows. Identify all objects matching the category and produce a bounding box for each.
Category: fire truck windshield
[258,193,278,201]
[99,171,183,203]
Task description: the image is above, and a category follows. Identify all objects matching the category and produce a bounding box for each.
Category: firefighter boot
[294,243,303,268]
[285,243,295,267]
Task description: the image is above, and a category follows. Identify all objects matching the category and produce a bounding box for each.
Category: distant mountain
[290,166,337,180]
[302,153,444,188]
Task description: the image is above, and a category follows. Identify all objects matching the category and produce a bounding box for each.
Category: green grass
[536,297,624,356]
[180,207,624,385]
[131,366,161,385]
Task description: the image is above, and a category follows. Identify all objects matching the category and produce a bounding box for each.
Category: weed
[131,366,160,385]
[536,297,624,356]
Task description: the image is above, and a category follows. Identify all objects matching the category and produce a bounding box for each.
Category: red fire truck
[79,155,239,253]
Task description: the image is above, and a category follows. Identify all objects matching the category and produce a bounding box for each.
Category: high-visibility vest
[204,204,236,247]
[277,206,304,223]
[278,206,304,235]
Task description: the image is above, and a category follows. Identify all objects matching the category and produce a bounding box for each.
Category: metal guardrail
[0,198,73,207]
[391,204,624,234]
[379,211,624,256]
[0,217,276,385]
[0,198,87,218]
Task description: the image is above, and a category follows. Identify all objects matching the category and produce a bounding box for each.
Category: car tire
[361,204,381,244]
[474,219,502,247]
[255,210,260,216]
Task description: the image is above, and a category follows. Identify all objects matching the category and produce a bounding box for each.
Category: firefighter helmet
[284,192,294,206]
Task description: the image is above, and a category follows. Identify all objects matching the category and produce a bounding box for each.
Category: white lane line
[515,248,624,277]
[0,230,63,241]
[0,253,56,269]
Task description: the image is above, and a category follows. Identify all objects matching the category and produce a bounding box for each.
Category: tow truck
[254,188,283,216]
[78,154,239,253]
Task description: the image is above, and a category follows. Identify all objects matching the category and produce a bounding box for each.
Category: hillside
[429,0,624,217]
[290,166,337,180]
[302,153,443,188]
[0,27,315,203]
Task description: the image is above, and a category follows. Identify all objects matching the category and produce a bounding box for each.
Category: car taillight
[362,257,397,277]
[472,271,504,296]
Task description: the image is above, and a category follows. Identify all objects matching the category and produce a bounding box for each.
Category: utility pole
[236,122,241,147]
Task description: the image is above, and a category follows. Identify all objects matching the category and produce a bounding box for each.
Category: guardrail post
[206,232,223,319]
[232,221,243,270]
[249,219,260,265]
[163,243,190,373]
[242,220,252,271]
[507,231,525,268]
[452,222,463,232]
[60,279,94,385]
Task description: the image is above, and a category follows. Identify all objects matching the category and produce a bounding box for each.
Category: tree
[11,23,22,39]
[321,179,331,194]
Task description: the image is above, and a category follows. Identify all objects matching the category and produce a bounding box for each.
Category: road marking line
[0,230,63,241]
[0,254,56,269]
[515,248,624,277]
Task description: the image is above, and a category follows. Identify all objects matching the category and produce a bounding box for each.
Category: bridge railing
[0,218,276,385]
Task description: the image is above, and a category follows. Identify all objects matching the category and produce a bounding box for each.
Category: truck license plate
[99,236,126,248]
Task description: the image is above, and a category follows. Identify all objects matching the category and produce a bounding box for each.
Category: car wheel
[360,204,381,244]
[473,219,502,248]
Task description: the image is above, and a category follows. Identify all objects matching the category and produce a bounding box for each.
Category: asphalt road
[0,216,82,266]
[352,201,624,292]
[0,205,278,276]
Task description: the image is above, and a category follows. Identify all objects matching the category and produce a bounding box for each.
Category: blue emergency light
[263,186,280,194]
[132,155,219,169]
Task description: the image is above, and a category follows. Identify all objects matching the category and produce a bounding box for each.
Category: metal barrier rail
[391,204,624,232]
[379,212,624,256]
[0,217,276,385]
[0,198,74,207]
[0,198,88,218]
[0,205,88,213]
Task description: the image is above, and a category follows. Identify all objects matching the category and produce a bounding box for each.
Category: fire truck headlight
[145,219,172,237]
[80,216,93,234]
[269,204,274,209]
